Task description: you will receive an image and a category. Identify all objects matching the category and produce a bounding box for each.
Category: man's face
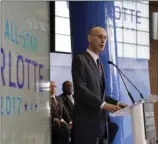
[88,27,107,54]
[63,81,72,95]
[50,81,56,95]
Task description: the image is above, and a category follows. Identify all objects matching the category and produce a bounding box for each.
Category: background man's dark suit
[51,96,71,144]
[59,93,74,119]
[71,52,118,144]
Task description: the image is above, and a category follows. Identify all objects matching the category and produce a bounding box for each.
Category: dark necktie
[96,58,102,74]
[96,58,104,97]
[52,97,59,111]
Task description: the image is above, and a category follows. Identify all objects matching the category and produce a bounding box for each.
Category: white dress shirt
[86,48,99,66]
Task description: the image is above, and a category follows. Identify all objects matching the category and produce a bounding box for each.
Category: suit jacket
[71,52,118,138]
[51,96,71,124]
[59,93,74,119]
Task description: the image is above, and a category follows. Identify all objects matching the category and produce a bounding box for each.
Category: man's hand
[69,122,72,129]
[60,119,67,125]
[54,118,60,126]
[103,103,121,112]
[54,118,69,126]
[117,102,128,109]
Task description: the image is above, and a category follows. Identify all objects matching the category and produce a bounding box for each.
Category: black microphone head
[108,61,113,64]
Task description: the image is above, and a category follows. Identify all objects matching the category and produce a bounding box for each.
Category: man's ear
[88,35,92,43]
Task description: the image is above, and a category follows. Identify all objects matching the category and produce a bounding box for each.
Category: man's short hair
[88,26,97,35]
[62,81,71,88]
[88,26,105,35]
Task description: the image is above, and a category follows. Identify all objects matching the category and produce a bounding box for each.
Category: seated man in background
[50,81,72,144]
[59,81,74,119]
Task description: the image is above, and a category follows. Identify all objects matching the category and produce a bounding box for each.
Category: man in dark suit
[50,81,72,144]
[59,81,74,119]
[71,26,127,144]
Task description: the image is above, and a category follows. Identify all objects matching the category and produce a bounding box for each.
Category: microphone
[108,61,135,103]
[108,61,144,101]
[117,67,135,103]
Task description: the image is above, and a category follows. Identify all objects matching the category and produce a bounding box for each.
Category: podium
[110,95,158,144]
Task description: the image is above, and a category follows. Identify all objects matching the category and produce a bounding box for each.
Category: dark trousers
[105,122,118,144]
[51,123,70,144]
[71,136,102,144]
[71,122,118,144]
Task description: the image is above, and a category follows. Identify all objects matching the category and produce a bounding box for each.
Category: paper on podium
[109,95,158,117]
[110,106,131,116]
[110,101,144,117]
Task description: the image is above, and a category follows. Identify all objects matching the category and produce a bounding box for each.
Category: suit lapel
[51,97,61,116]
[51,98,58,113]
[56,97,62,115]
[84,52,103,85]
[66,96,73,107]
[62,95,73,110]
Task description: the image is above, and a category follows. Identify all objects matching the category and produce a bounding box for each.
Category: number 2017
[0,96,22,115]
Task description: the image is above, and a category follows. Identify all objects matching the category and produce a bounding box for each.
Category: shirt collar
[86,49,99,64]
[67,94,72,97]
[51,95,55,98]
